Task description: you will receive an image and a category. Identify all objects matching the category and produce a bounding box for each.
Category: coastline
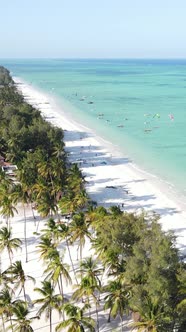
[14,76,186,256]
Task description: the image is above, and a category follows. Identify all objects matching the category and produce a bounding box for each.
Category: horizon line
[1,57,186,60]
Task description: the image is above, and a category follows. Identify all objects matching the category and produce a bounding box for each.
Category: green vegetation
[0,66,185,332]
[0,66,13,86]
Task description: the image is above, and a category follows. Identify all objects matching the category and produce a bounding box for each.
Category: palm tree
[68,163,85,185]
[59,163,87,215]
[0,170,13,211]
[69,212,91,263]
[59,189,88,215]
[0,305,6,331]
[59,193,77,215]
[91,236,114,272]
[41,218,59,244]
[37,159,60,208]
[130,295,171,332]
[36,156,65,220]
[13,183,30,263]
[33,178,57,219]
[73,276,95,305]
[44,249,71,297]
[37,235,56,261]
[0,269,11,286]
[0,287,14,331]
[78,256,103,287]
[0,195,17,230]
[57,222,78,284]
[6,261,35,301]
[64,164,84,198]
[10,301,38,332]
[104,280,130,332]
[131,320,158,332]
[52,144,65,161]
[37,160,54,185]
[38,157,65,194]
[0,168,13,189]
[109,205,123,217]
[85,206,108,229]
[36,191,57,218]
[74,189,89,212]
[32,178,48,202]
[16,166,36,224]
[55,303,95,332]
[0,227,22,265]
[34,280,62,332]
[73,276,100,330]
[77,256,103,330]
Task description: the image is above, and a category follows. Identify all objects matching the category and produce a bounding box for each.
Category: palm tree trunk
[95,300,99,332]
[23,204,28,263]
[59,274,63,297]
[77,247,79,261]
[87,298,91,318]
[57,280,61,295]
[49,173,55,193]
[49,308,52,332]
[1,314,5,332]
[120,315,123,332]
[36,215,41,232]
[56,206,61,223]
[30,202,36,225]
[7,216,10,230]
[59,274,65,320]
[66,238,78,284]
[8,250,12,265]
[107,309,111,323]
[10,316,14,332]
[100,267,105,285]
[23,284,26,302]
[80,243,83,281]
[80,243,82,262]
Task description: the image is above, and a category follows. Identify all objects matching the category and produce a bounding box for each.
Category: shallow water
[2,58,186,198]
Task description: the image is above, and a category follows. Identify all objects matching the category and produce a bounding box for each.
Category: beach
[15,77,186,256]
[1,77,185,331]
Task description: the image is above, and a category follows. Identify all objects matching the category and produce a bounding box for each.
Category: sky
[1,0,186,58]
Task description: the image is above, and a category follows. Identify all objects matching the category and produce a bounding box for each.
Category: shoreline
[14,77,186,210]
[14,76,186,257]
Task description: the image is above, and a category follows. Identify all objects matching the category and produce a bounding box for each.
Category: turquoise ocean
[1,59,186,200]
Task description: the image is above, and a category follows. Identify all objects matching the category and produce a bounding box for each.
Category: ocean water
[1,59,186,199]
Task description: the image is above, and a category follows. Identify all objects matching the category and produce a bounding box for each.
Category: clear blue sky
[1,0,186,58]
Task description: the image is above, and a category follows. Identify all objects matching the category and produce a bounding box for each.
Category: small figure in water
[168,113,174,121]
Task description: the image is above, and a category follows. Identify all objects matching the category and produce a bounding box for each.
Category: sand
[1,77,185,331]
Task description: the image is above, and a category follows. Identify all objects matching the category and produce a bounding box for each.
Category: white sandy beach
[15,77,186,256]
[1,77,185,331]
